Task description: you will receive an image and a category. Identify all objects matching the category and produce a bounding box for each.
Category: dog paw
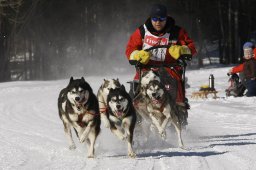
[150,124,156,132]
[128,152,136,158]
[120,135,127,141]
[87,154,95,158]
[159,130,166,139]
[179,146,189,151]
[69,145,76,150]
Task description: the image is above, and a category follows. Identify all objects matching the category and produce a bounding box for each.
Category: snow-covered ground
[1,66,256,170]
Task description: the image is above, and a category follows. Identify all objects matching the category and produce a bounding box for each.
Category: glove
[169,45,192,60]
[227,69,233,76]
[130,50,150,64]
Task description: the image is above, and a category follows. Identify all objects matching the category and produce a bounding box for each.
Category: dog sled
[127,45,191,128]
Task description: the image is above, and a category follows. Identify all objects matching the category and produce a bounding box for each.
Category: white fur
[97,79,121,128]
[108,96,128,117]
[141,70,160,88]
[59,81,99,158]
[107,91,136,157]
[62,101,66,112]
[79,121,93,143]
[143,80,184,147]
[146,84,164,100]
[67,88,89,106]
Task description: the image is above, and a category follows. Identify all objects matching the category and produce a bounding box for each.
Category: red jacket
[125,17,196,103]
[126,17,196,65]
[231,48,256,73]
[126,17,196,80]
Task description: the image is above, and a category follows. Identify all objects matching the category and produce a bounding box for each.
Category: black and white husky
[97,79,121,127]
[133,70,161,122]
[145,80,184,147]
[58,77,101,158]
[107,85,137,158]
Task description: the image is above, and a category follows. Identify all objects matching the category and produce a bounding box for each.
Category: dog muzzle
[75,97,88,110]
[115,109,126,118]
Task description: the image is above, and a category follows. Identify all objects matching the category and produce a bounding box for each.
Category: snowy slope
[0,67,256,170]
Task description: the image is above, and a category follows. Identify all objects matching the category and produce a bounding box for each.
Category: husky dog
[97,79,121,127]
[133,70,161,122]
[107,85,137,158]
[58,77,101,158]
[144,80,184,147]
[141,70,160,89]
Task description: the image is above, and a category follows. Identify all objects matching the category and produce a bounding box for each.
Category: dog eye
[79,90,84,93]
[71,91,76,94]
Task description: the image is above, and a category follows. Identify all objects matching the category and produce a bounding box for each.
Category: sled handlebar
[129,45,191,68]
[144,45,171,52]
[129,60,181,68]
[227,73,237,76]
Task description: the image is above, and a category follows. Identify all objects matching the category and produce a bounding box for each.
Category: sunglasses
[151,17,167,22]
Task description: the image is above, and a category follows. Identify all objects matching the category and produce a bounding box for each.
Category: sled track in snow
[1,71,256,169]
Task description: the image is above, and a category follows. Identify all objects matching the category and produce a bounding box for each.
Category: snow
[1,66,256,170]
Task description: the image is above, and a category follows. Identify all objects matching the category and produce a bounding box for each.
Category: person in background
[228,42,256,97]
[125,3,196,108]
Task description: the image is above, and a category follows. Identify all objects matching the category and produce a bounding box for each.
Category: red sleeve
[231,63,244,73]
[125,28,143,60]
[178,28,197,56]
[231,48,256,73]
[254,48,256,59]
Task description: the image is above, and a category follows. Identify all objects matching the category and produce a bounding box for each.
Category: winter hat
[150,4,167,18]
[243,42,254,49]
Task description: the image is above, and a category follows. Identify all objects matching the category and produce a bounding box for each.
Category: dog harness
[76,110,99,128]
[98,100,109,114]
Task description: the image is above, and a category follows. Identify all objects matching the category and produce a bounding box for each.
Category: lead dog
[97,79,121,127]
[58,77,101,158]
[145,80,184,147]
[107,85,137,157]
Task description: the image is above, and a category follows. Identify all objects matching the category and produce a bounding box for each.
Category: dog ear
[81,77,85,82]
[69,77,74,83]
[142,71,148,77]
[154,71,160,77]
[114,78,121,86]
[121,85,126,91]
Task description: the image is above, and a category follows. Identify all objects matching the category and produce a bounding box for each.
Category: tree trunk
[218,0,226,64]
[228,0,233,64]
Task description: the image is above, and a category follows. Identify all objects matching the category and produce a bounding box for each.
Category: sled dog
[107,85,137,157]
[97,79,121,127]
[133,70,160,122]
[144,80,184,147]
[141,70,160,89]
[58,77,100,158]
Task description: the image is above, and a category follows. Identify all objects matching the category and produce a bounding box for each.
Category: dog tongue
[117,111,123,117]
[152,99,160,104]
